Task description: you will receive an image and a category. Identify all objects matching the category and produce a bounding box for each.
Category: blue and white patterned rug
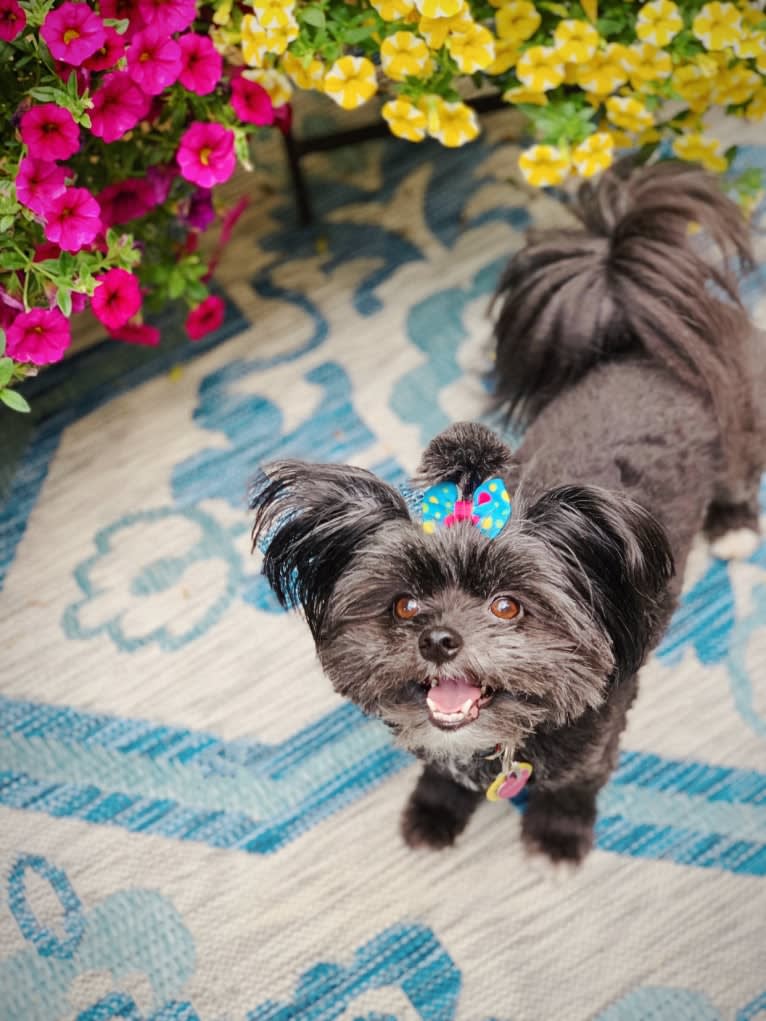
[1,110,766,1021]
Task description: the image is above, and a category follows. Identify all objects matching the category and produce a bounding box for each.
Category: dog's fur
[250,162,765,865]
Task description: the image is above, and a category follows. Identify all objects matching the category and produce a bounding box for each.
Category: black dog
[250,163,765,865]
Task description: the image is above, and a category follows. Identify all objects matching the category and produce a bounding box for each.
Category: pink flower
[185,295,225,340]
[43,187,102,252]
[97,177,157,226]
[230,76,274,126]
[178,34,222,96]
[176,121,235,188]
[181,187,215,230]
[109,321,160,345]
[83,26,125,70]
[6,308,72,365]
[146,163,175,204]
[19,104,80,161]
[137,0,195,33]
[91,268,142,330]
[15,157,68,216]
[41,2,106,65]
[90,71,150,142]
[99,0,143,38]
[127,26,181,95]
[0,0,26,41]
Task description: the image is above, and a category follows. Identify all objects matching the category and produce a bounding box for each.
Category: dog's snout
[419,626,463,663]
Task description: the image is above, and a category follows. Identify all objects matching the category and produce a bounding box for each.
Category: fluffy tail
[492,160,755,464]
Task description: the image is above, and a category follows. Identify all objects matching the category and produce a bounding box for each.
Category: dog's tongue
[428,677,483,714]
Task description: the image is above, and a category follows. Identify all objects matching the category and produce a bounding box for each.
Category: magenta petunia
[178,33,222,96]
[41,2,106,65]
[0,0,26,41]
[15,158,68,216]
[98,0,144,38]
[19,104,80,162]
[43,186,102,252]
[127,26,182,96]
[185,294,225,340]
[137,0,195,34]
[97,177,157,226]
[83,26,125,70]
[109,321,160,345]
[6,307,72,365]
[146,163,176,204]
[230,75,275,126]
[90,71,151,142]
[91,268,142,330]
[176,121,235,189]
[182,187,215,230]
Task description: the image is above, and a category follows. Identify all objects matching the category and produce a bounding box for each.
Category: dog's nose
[419,627,463,663]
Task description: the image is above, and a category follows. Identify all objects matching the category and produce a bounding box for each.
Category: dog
[250,161,765,865]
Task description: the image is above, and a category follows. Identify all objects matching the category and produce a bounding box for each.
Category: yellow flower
[739,2,764,29]
[213,0,233,25]
[250,0,296,30]
[244,68,293,106]
[622,42,672,88]
[715,64,760,104]
[323,56,378,109]
[414,0,463,19]
[494,1,541,44]
[745,85,766,119]
[692,2,742,50]
[447,23,496,72]
[516,46,565,92]
[503,84,548,105]
[280,52,326,90]
[553,19,599,63]
[571,132,614,177]
[732,31,766,60]
[382,97,428,140]
[673,133,728,172]
[425,98,480,146]
[577,44,629,94]
[518,144,571,186]
[370,0,416,21]
[241,15,273,65]
[381,31,433,80]
[418,8,471,48]
[756,49,766,74]
[636,0,683,46]
[605,95,654,131]
[672,63,717,110]
[486,38,519,73]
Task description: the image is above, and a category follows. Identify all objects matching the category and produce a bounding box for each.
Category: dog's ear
[525,486,674,683]
[414,422,517,496]
[250,461,411,643]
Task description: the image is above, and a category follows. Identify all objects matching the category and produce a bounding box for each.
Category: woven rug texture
[1,109,766,1021]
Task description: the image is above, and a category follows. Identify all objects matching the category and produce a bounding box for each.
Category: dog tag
[486,761,533,801]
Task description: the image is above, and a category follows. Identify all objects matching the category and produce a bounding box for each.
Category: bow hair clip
[421,477,511,539]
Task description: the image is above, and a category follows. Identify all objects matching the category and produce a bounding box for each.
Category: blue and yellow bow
[421,478,511,539]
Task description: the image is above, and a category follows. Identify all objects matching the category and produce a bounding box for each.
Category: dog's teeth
[460,698,474,714]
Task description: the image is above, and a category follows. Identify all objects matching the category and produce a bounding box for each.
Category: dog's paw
[521,807,593,868]
[710,527,760,561]
[400,798,465,850]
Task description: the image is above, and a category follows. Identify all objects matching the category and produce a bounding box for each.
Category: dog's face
[251,424,673,761]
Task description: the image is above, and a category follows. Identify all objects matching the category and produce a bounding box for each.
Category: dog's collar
[483,744,533,801]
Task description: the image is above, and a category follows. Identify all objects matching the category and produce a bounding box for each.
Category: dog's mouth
[420,677,495,730]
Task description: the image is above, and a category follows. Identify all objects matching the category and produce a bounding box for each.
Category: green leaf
[56,288,73,317]
[0,216,14,232]
[343,25,374,43]
[0,252,28,270]
[0,389,31,413]
[0,358,13,389]
[301,6,326,28]
[0,328,5,355]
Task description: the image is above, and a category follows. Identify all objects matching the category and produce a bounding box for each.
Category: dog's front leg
[521,781,601,866]
[401,764,482,850]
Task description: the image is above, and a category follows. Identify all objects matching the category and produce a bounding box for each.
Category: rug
[1,107,766,1021]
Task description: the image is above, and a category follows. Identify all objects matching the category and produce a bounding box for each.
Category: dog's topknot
[413,422,516,498]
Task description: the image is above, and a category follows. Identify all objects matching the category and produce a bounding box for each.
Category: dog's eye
[490,596,521,620]
[394,595,420,620]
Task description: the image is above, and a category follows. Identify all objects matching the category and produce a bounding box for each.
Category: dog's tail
[492,160,755,460]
